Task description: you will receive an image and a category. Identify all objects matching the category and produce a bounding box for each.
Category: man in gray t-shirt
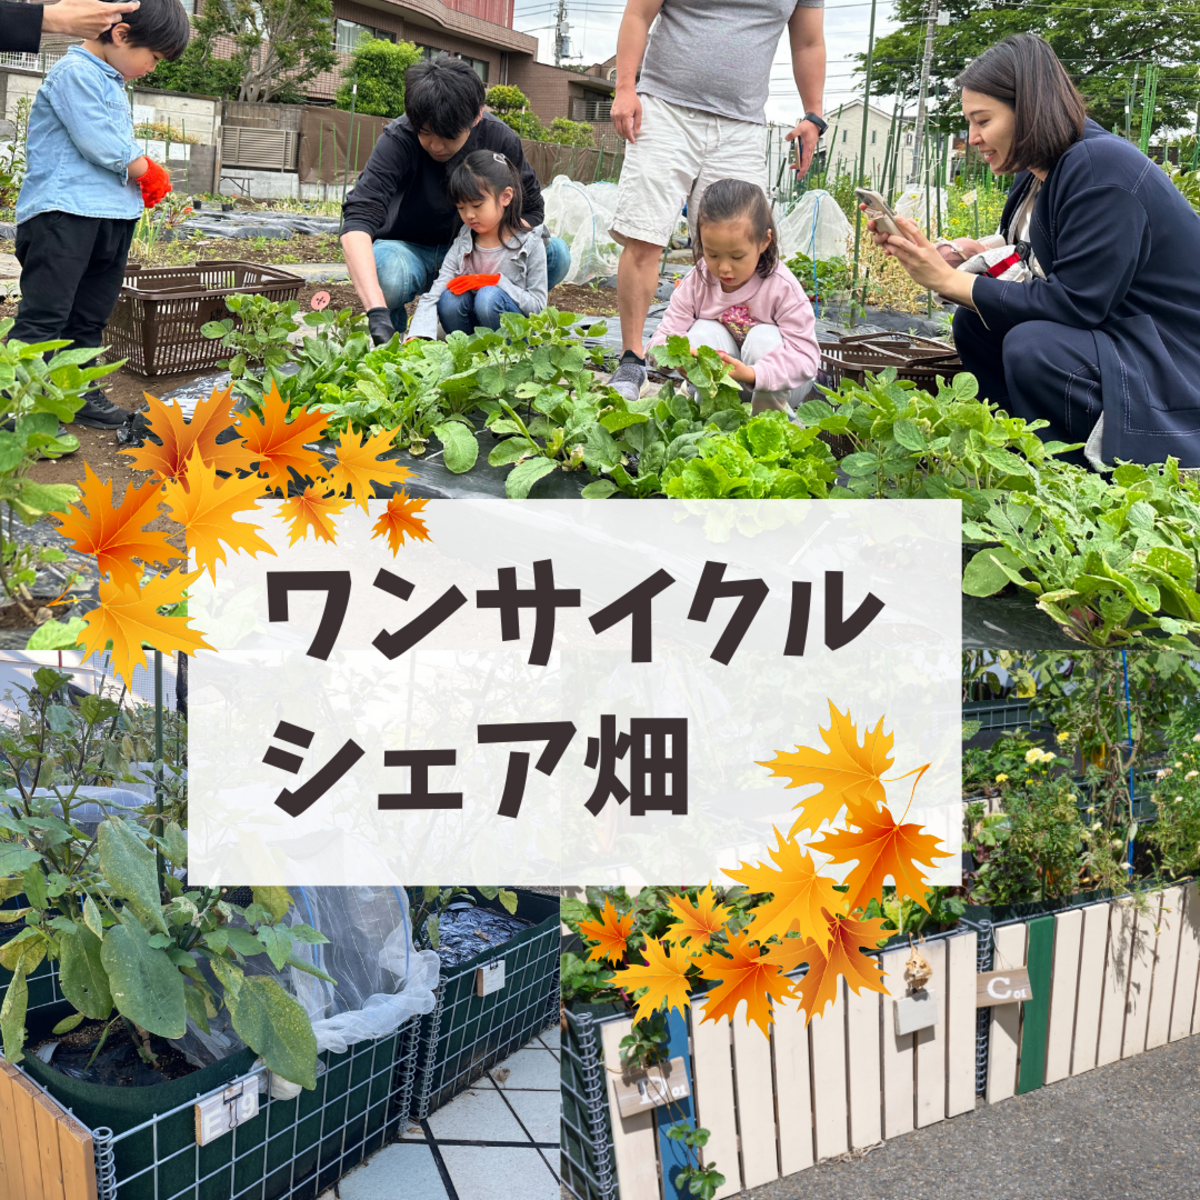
[606,0,826,402]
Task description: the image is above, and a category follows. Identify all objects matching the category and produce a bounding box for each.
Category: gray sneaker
[608,357,648,403]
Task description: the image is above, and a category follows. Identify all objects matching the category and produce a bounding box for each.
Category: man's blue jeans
[437,285,522,334]
[373,235,571,332]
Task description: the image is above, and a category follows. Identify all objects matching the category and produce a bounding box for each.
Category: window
[336,19,394,53]
[607,68,616,81]
[842,129,847,144]
[905,133,913,146]
[870,129,877,144]
[413,45,488,83]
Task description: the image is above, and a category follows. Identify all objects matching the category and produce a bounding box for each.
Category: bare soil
[31,1013,199,1085]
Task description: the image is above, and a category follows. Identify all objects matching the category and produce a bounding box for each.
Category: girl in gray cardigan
[407,150,549,340]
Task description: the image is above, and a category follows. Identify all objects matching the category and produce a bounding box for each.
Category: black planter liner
[410,887,560,1117]
[17,999,418,1200]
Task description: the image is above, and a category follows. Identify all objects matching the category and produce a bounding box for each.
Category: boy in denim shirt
[10,0,188,427]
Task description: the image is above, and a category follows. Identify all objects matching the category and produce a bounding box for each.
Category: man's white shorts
[610,94,769,249]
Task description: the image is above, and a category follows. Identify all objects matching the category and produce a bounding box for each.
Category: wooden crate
[0,1058,96,1200]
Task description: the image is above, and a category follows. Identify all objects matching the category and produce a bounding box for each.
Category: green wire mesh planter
[561,1003,623,1200]
[1,928,422,1200]
[12,999,420,1200]
[410,888,560,1119]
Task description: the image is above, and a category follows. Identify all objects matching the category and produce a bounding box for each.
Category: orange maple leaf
[758,701,894,835]
[53,463,174,591]
[234,383,329,490]
[785,910,890,1021]
[160,451,276,582]
[724,827,848,947]
[371,492,431,555]
[77,568,214,687]
[693,928,794,1036]
[577,896,634,966]
[119,386,255,482]
[813,807,951,914]
[280,487,349,546]
[614,936,693,1023]
[326,428,414,511]
[663,885,731,949]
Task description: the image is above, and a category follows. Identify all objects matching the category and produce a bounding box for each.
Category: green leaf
[962,547,1029,598]
[59,925,113,1019]
[52,1012,84,1035]
[498,888,519,915]
[21,864,47,910]
[433,422,479,474]
[257,925,293,971]
[580,480,618,499]
[211,958,318,1090]
[488,437,535,467]
[98,818,169,934]
[184,981,212,1035]
[505,456,558,499]
[252,886,292,924]
[285,952,338,985]
[83,894,105,940]
[12,480,79,518]
[26,616,87,652]
[164,821,188,869]
[99,921,186,1037]
[891,418,926,452]
[224,927,269,958]
[0,843,41,876]
[0,956,29,1064]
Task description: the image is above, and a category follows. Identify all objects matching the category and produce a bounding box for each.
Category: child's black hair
[405,56,486,142]
[98,0,190,59]
[693,178,779,278]
[447,150,525,247]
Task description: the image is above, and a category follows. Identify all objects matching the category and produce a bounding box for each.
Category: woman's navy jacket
[973,119,1200,465]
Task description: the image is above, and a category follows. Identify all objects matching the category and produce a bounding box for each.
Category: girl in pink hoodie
[647,178,820,414]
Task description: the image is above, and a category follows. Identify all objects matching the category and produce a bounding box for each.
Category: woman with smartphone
[865,34,1200,469]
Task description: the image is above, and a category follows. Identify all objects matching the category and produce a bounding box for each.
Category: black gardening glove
[366,307,396,346]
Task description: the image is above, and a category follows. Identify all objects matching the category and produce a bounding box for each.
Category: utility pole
[554,0,570,67]
[909,0,939,183]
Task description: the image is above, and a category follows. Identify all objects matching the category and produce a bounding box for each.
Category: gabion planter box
[410,888,560,1118]
[9,1000,420,1200]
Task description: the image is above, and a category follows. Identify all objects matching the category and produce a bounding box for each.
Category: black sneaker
[72,389,127,429]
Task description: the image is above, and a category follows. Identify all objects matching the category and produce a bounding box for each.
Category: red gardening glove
[446,273,502,295]
[138,159,172,209]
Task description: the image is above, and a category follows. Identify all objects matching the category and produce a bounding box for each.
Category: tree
[173,0,338,104]
[859,1,1200,142]
[335,37,423,116]
[548,117,595,147]
[141,41,243,99]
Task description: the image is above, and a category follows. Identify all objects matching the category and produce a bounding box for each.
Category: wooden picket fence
[0,1058,96,1200]
[597,882,1200,1199]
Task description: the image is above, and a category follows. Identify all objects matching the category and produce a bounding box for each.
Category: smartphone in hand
[854,187,902,238]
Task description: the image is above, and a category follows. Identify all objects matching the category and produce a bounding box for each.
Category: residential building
[821,99,915,187]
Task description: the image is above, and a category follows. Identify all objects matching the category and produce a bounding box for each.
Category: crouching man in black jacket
[340,56,570,344]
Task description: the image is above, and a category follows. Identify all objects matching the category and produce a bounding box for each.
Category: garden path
[318,1028,561,1200]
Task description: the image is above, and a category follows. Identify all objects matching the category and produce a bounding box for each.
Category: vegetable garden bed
[564,885,1200,1200]
[409,888,559,1118]
[203,297,1200,652]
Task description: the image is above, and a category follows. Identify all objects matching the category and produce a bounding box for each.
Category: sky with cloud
[511,0,907,125]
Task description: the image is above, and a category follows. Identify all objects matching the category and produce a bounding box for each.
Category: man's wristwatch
[800,111,827,135]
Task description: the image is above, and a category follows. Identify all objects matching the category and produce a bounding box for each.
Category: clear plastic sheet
[542,175,621,283]
[177,885,441,1097]
[893,185,948,227]
[774,190,853,263]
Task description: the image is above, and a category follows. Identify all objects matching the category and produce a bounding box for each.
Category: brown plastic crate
[819,330,961,389]
[105,260,304,377]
